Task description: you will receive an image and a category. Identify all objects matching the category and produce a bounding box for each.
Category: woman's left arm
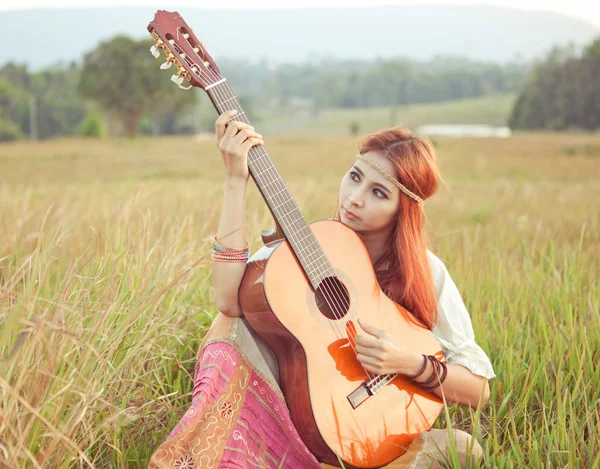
[408,352,490,408]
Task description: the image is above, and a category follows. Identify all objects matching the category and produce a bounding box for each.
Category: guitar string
[175,57,391,389]
[162,37,384,385]
[208,82,385,382]
[209,78,382,384]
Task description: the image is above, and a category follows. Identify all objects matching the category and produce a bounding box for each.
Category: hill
[1,5,597,69]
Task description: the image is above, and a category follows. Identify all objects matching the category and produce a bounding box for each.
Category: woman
[148,110,496,469]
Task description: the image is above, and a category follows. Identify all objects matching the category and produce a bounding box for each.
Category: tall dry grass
[0,132,599,467]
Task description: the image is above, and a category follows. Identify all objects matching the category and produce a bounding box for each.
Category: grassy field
[0,129,599,468]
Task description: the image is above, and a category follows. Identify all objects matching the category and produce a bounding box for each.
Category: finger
[358,319,384,338]
[240,137,264,154]
[355,334,380,348]
[356,354,381,373]
[233,128,263,146]
[215,110,238,141]
[223,120,254,141]
[355,344,380,359]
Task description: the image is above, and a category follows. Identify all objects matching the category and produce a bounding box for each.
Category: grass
[0,129,599,468]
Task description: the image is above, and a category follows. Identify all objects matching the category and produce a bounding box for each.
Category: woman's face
[339,151,400,234]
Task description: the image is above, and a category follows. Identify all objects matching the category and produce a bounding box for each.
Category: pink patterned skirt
[148,313,483,469]
[148,313,323,469]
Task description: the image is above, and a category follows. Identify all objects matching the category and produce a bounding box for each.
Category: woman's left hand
[355,318,421,375]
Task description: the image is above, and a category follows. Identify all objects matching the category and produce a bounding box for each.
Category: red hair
[333,127,441,329]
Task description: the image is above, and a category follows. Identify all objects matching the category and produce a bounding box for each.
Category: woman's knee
[420,428,484,468]
[452,429,483,466]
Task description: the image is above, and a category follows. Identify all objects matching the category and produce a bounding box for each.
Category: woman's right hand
[215,109,264,182]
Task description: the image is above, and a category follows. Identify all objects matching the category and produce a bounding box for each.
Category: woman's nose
[348,192,363,207]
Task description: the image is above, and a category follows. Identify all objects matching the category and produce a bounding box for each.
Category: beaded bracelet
[211,237,249,263]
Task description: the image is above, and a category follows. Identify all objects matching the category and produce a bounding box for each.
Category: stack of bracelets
[211,237,249,263]
[405,354,448,392]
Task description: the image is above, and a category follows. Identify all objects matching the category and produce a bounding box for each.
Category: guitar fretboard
[207,79,334,290]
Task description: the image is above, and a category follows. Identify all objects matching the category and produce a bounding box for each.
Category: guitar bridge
[347,374,398,409]
[347,383,373,409]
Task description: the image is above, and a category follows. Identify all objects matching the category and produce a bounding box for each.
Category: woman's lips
[343,208,358,220]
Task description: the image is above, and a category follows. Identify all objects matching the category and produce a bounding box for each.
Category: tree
[509,38,600,131]
[78,36,196,137]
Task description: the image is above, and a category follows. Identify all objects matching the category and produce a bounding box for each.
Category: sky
[1,0,599,27]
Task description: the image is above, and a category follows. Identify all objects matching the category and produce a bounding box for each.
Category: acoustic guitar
[148,11,444,468]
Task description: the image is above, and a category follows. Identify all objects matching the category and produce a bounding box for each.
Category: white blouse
[427,250,496,379]
[249,243,496,380]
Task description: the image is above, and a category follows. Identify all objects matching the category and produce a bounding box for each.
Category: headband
[355,153,424,205]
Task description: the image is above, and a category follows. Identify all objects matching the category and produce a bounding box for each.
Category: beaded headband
[355,153,424,205]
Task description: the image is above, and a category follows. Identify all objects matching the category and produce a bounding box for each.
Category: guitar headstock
[147,10,223,90]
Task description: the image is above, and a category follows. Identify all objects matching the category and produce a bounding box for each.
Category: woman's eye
[350,172,387,199]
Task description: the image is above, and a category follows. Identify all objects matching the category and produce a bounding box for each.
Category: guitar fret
[279,208,302,225]
[306,261,327,279]
[272,197,293,211]
[262,178,283,190]
[268,187,289,199]
[217,95,237,106]
[303,253,326,271]
[253,165,275,178]
[296,238,319,256]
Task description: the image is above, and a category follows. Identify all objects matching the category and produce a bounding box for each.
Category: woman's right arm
[212,110,264,318]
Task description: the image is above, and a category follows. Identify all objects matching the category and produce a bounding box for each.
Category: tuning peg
[171,74,184,85]
[150,45,161,58]
[160,54,176,70]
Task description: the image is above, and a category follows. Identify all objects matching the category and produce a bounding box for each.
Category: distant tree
[79,112,105,138]
[0,62,88,139]
[78,35,197,137]
[0,82,23,141]
[509,38,600,131]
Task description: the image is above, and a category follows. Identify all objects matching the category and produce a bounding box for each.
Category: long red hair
[333,127,441,330]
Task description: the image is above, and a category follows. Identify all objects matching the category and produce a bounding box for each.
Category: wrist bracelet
[421,359,448,392]
[405,354,428,380]
[211,236,250,263]
[418,356,441,388]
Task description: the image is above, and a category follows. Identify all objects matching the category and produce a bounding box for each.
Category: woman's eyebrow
[352,165,392,194]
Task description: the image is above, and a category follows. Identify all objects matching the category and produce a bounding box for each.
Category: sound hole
[315,276,350,321]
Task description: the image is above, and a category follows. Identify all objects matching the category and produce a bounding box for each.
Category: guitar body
[240,220,444,468]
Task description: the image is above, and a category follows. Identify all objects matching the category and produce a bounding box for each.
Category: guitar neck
[205,79,333,290]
